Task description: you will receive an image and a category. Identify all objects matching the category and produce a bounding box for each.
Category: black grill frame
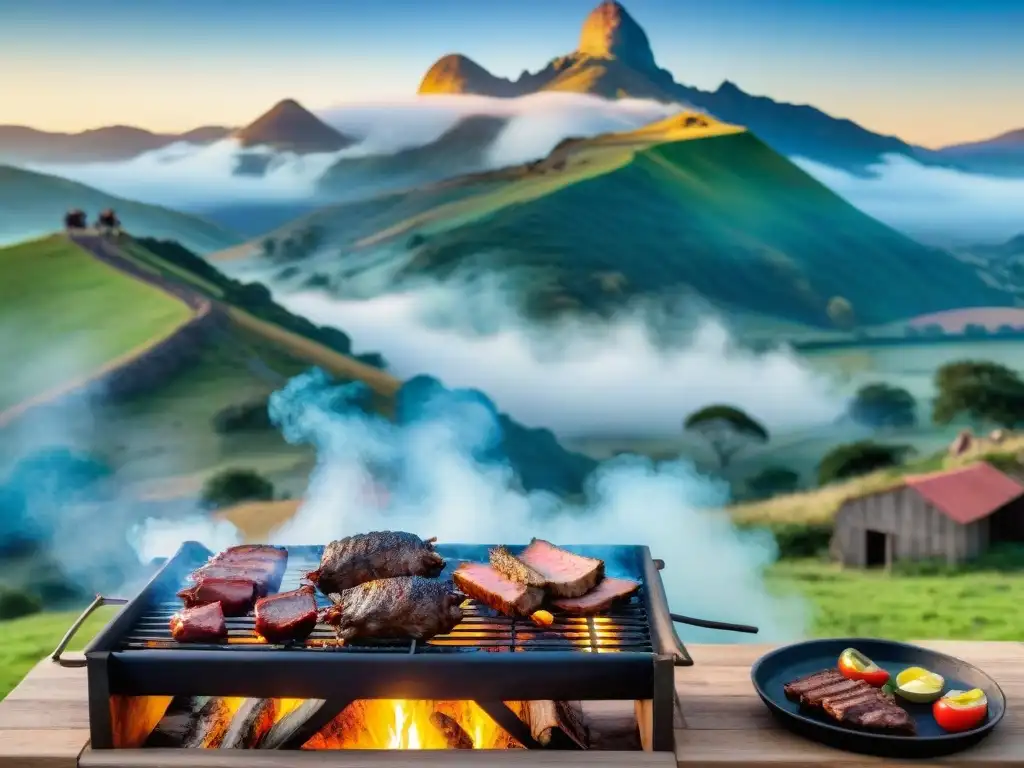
[84,540,690,751]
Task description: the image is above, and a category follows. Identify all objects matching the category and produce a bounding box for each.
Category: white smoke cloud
[24,94,683,209]
[276,286,844,438]
[795,154,1024,246]
[131,369,808,643]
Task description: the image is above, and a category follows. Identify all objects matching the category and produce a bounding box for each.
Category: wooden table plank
[674,642,1024,767]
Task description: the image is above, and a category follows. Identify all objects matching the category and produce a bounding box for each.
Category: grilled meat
[453,562,544,616]
[489,545,547,588]
[320,576,463,641]
[192,545,288,597]
[308,531,446,594]
[783,669,843,700]
[552,577,640,615]
[170,602,227,643]
[783,668,916,735]
[516,539,603,598]
[177,578,257,617]
[254,586,319,644]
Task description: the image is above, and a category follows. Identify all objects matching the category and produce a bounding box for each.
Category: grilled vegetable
[933,689,988,733]
[894,666,945,703]
[837,648,890,687]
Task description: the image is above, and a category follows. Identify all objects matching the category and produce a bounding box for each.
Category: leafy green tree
[261,238,276,259]
[683,405,769,468]
[201,468,275,510]
[932,360,1024,428]
[849,383,917,429]
[818,441,912,485]
[746,466,800,498]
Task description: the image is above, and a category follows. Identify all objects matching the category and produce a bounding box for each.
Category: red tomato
[837,648,891,687]
[933,689,988,733]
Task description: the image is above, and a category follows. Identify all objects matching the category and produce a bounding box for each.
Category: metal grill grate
[118,545,654,655]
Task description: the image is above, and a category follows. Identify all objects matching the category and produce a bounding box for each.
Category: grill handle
[671,613,759,635]
[50,594,129,667]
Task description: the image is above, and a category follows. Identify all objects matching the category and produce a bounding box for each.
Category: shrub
[211,400,273,434]
[746,466,800,499]
[200,468,275,510]
[818,441,911,485]
[848,383,916,429]
[0,588,42,620]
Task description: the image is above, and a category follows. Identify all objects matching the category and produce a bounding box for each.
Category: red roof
[904,462,1024,525]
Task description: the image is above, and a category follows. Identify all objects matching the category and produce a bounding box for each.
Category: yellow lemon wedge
[895,666,946,703]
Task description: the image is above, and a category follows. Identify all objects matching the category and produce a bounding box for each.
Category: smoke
[276,285,844,438]
[795,154,1024,246]
[132,369,808,643]
[24,94,683,209]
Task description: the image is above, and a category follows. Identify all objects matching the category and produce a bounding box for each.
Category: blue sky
[2,0,1022,147]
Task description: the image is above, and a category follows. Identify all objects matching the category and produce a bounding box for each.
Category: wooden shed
[830,461,1024,568]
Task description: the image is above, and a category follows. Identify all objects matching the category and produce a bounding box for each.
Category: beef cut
[254,586,319,644]
[783,669,842,700]
[320,576,463,641]
[177,578,257,617]
[453,562,544,616]
[516,539,604,598]
[552,577,640,614]
[170,602,227,643]
[489,545,546,587]
[308,531,445,594]
[192,545,288,597]
[783,668,916,735]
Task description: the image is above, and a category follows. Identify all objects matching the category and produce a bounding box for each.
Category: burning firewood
[221,699,277,748]
[144,697,208,748]
[181,698,235,748]
[526,700,589,749]
[429,712,473,749]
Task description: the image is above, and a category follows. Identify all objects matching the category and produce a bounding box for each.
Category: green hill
[0,165,240,255]
[220,114,1007,329]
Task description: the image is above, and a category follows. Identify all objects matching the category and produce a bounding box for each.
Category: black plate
[751,638,1006,758]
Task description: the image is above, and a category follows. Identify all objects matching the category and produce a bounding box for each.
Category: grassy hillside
[222,115,1006,328]
[0,165,240,254]
[0,236,193,412]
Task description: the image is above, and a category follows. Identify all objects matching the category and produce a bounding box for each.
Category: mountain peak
[419,54,520,96]
[578,1,657,72]
[234,99,354,154]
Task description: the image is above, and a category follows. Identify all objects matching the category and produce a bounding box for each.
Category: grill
[73,541,694,752]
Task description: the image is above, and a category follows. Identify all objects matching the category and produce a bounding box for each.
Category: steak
[552,577,640,614]
[213,545,288,564]
[170,602,227,643]
[320,576,463,641]
[453,562,544,616]
[489,545,546,587]
[802,677,864,706]
[308,532,445,594]
[783,669,843,700]
[843,702,915,735]
[192,545,289,597]
[516,539,603,598]
[254,586,319,644]
[177,578,257,617]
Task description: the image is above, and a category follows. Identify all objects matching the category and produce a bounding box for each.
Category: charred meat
[453,562,544,616]
[192,545,288,597]
[516,539,603,598]
[308,531,445,593]
[320,576,462,641]
[783,668,916,735]
[254,586,319,644]
[170,602,227,643]
[489,545,547,588]
[552,577,640,615]
[177,578,257,617]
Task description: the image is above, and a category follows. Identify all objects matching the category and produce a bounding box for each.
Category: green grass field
[768,560,1024,640]
[0,607,117,698]
[0,235,193,412]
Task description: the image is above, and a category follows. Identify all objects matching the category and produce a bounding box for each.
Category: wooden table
[2,643,1022,768]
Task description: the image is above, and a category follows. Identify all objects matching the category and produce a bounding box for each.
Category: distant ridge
[233,99,355,154]
[0,124,232,164]
[418,0,940,173]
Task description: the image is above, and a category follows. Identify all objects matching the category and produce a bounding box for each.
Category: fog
[276,284,845,438]
[131,369,809,643]
[795,154,1024,246]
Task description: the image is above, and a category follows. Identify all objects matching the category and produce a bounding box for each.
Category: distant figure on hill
[95,208,121,237]
[949,428,973,457]
[64,209,86,230]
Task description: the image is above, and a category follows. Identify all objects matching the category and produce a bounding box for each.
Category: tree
[683,405,769,468]
[932,360,1024,428]
[746,466,800,499]
[963,323,988,337]
[848,383,917,429]
[827,296,856,330]
[200,468,275,510]
[818,441,912,485]
[261,238,277,259]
